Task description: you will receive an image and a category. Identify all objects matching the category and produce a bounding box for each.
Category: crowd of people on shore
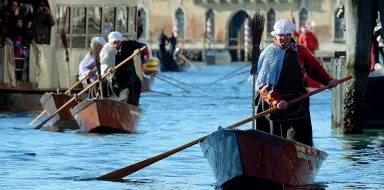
[0,0,55,81]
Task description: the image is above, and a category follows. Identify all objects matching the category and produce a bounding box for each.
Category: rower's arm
[100,45,115,74]
[298,44,333,85]
[79,55,95,76]
[258,83,281,107]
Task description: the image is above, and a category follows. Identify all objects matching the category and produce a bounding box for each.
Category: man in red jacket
[298,24,319,55]
[254,19,339,147]
[298,23,322,90]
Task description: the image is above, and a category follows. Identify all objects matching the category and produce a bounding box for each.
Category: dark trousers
[269,115,313,147]
[115,78,142,106]
[256,103,313,147]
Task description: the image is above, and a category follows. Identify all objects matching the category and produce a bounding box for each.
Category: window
[103,7,116,33]
[266,9,276,39]
[88,7,102,34]
[70,7,86,48]
[129,6,137,34]
[72,7,86,34]
[205,9,214,41]
[72,36,86,48]
[175,7,185,39]
[116,7,129,33]
[54,4,133,48]
[334,8,345,41]
[138,8,147,39]
[299,8,309,27]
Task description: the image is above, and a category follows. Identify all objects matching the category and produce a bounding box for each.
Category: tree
[342,0,372,133]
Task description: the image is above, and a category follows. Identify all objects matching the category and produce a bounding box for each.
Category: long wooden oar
[96,75,352,180]
[179,54,200,70]
[34,47,146,130]
[28,67,98,125]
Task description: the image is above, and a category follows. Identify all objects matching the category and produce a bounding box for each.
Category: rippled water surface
[1,64,383,190]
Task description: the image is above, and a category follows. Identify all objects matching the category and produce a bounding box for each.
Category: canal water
[0,64,383,189]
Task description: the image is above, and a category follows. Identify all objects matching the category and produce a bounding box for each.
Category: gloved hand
[250,64,257,75]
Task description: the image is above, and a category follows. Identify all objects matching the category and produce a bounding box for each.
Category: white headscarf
[270,19,296,36]
[108,31,126,43]
[90,37,107,49]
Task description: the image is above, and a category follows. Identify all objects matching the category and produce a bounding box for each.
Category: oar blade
[97,138,203,180]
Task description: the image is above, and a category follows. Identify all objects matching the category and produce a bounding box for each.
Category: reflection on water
[335,129,384,164]
[0,64,383,189]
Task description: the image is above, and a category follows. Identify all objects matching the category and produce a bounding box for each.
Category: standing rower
[253,19,339,147]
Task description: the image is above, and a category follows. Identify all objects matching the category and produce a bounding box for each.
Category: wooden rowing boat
[159,49,188,72]
[200,128,328,189]
[70,99,143,133]
[0,82,82,111]
[39,93,81,130]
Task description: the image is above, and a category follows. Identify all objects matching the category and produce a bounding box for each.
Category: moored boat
[70,99,143,133]
[159,48,188,72]
[0,83,82,111]
[40,93,82,130]
[141,58,157,92]
[364,74,384,128]
[199,128,328,189]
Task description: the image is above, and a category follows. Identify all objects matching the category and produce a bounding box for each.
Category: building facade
[138,0,346,60]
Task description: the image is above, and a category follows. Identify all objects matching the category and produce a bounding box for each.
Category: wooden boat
[200,128,328,189]
[70,99,143,133]
[40,93,82,130]
[0,82,82,111]
[159,48,188,72]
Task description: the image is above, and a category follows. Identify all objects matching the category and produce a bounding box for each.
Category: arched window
[175,7,186,39]
[138,8,148,40]
[205,9,215,40]
[266,9,276,39]
[334,7,345,41]
[299,8,309,27]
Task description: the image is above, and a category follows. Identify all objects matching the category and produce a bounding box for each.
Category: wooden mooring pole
[331,56,346,128]
[341,0,372,133]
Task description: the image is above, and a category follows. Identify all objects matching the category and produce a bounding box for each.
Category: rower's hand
[134,49,140,55]
[108,67,115,73]
[277,100,288,110]
[328,79,339,88]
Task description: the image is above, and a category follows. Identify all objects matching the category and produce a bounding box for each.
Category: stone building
[138,0,346,61]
